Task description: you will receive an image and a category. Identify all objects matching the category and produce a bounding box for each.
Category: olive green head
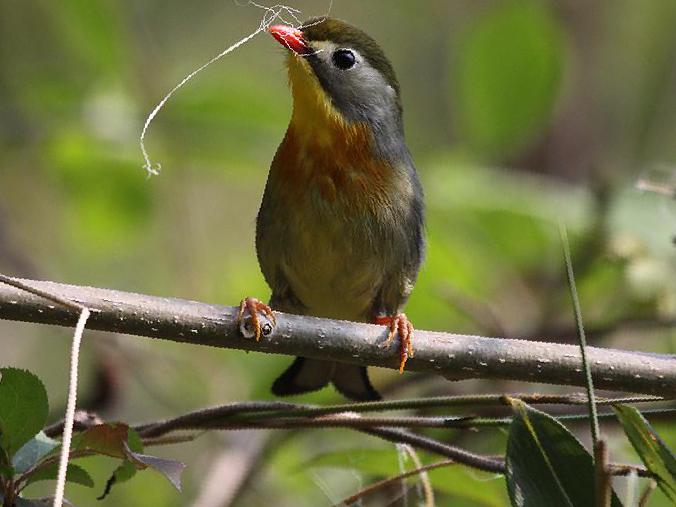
[297,17,403,127]
[268,17,407,159]
[301,17,401,99]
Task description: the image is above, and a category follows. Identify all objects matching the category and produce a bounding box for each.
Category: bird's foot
[376,313,414,373]
[236,297,276,341]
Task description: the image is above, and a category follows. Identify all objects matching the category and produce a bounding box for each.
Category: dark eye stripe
[332,49,356,70]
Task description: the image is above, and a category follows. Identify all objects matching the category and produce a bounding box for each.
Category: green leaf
[0,368,49,458]
[506,399,622,507]
[98,450,185,500]
[96,428,143,498]
[455,0,564,158]
[613,404,676,502]
[74,423,129,458]
[126,428,143,453]
[112,459,138,484]
[24,463,94,488]
[97,459,137,501]
[12,432,58,474]
[76,423,184,497]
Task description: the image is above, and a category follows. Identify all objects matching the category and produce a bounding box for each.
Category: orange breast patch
[272,120,394,208]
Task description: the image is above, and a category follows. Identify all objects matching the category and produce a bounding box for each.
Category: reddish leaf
[75,423,129,458]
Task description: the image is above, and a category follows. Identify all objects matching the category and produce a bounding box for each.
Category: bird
[236,17,425,401]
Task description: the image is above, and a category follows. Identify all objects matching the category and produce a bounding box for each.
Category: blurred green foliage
[0,0,675,505]
[456,0,564,158]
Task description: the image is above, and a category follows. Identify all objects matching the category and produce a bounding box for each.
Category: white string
[139,1,332,177]
[52,308,91,507]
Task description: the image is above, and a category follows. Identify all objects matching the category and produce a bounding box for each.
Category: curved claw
[376,313,414,373]
[236,297,276,341]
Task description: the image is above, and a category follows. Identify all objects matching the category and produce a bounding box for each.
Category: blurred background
[1,0,675,505]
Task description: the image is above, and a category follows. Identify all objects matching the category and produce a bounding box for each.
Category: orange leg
[375,313,414,373]
[236,297,276,341]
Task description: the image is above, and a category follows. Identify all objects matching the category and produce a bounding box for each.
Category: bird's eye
[332,49,356,70]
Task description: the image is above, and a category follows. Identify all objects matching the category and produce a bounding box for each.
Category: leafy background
[0,0,675,505]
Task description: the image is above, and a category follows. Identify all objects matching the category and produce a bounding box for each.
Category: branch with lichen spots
[0,277,674,396]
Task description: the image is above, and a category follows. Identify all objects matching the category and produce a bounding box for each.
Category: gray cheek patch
[309,46,400,124]
[304,41,407,162]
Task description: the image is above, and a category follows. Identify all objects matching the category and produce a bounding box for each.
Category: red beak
[268,25,312,55]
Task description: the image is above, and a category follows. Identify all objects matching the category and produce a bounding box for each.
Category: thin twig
[606,464,653,478]
[132,408,676,432]
[142,434,201,447]
[361,427,505,474]
[335,459,457,506]
[40,393,664,442]
[594,440,611,507]
[134,401,299,437]
[210,394,665,421]
[44,410,103,438]
[465,408,676,427]
[132,399,676,436]
[638,480,657,507]
[127,401,656,480]
[141,415,485,431]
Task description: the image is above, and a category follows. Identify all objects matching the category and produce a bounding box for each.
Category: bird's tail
[271,357,381,401]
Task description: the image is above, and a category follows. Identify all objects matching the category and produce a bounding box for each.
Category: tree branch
[1,277,674,396]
